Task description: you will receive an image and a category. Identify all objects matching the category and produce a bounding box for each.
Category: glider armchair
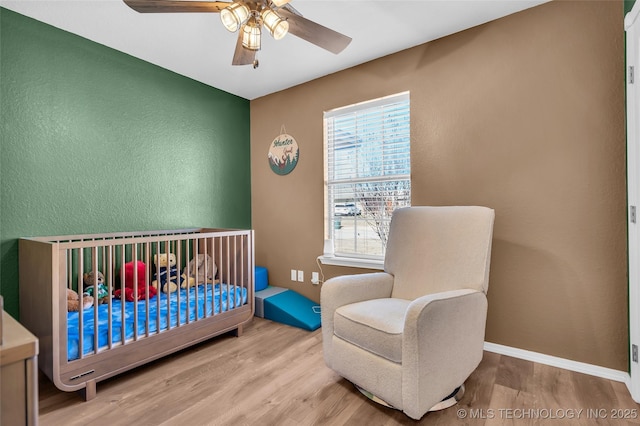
[321,206,495,420]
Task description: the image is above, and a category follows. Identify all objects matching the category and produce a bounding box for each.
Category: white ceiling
[0,0,549,100]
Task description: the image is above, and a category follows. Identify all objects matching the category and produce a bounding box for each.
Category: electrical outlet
[291,269,297,281]
[297,270,304,282]
[311,272,320,285]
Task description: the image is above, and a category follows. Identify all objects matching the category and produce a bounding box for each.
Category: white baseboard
[483,341,631,385]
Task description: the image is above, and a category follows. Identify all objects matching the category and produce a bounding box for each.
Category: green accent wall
[627,0,636,15]
[0,8,251,317]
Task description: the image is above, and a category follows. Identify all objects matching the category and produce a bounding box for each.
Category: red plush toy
[114,260,157,302]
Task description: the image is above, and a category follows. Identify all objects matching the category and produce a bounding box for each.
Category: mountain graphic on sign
[268,134,299,176]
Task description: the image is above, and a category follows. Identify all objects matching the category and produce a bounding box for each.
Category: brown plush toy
[67,288,93,312]
[83,271,110,304]
[182,254,217,288]
[151,253,182,293]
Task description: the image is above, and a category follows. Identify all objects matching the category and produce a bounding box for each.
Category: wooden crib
[19,228,254,400]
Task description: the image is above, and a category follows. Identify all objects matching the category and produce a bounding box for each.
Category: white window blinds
[324,92,411,259]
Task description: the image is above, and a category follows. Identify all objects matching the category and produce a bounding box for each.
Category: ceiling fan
[123,0,352,68]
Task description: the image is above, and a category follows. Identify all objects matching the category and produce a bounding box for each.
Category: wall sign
[268,133,299,175]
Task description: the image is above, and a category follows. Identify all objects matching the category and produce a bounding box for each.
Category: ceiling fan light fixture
[242,18,262,51]
[270,0,291,7]
[261,9,289,40]
[220,2,250,32]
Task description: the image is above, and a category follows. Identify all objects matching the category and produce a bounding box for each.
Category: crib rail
[19,228,254,397]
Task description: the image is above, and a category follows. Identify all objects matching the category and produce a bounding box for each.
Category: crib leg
[81,380,96,401]
[233,324,243,337]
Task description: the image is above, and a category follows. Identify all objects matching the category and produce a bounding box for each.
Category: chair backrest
[385,206,495,300]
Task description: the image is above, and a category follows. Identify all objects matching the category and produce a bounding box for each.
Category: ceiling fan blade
[232,27,257,66]
[278,6,351,54]
[123,0,229,13]
[280,3,301,16]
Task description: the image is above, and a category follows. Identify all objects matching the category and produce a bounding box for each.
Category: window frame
[321,91,411,269]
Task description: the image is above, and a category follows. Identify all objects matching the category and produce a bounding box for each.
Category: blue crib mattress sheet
[67,283,247,361]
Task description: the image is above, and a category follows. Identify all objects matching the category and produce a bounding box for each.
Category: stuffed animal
[67,288,93,312]
[114,260,157,302]
[152,253,185,293]
[83,271,110,304]
[123,260,146,288]
[182,254,217,288]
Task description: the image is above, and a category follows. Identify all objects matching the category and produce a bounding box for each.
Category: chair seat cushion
[334,298,410,363]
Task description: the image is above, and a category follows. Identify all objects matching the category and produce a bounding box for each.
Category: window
[323,92,410,267]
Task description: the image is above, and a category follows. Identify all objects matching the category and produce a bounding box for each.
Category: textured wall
[627,0,636,15]
[0,9,251,317]
[251,0,627,370]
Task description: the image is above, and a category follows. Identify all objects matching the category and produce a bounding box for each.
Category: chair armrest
[320,272,394,367]
[401,289,488,420]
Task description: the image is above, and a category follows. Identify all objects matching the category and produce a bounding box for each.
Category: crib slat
[66,249,74,355]
[225,237,229,311]
[200,237,204,317]
[194,239,199,322]
[183,239,190,325]
[205,237,210,317]
[92,247,99,356]
[144,242,150,337]
[234,237,239,308]
[176,239,182,327]
[201,237,207,319]
[165,241,171,332]
[245,235,249,294]
[233,235,237,308]
[191,238,197,324]
[133,243,139,341]
[218,237,223,314]
[215,236,220,314]
[185,237,191,324]
[227,236,232,311]
[209,236,214,317]
[78,252,84,360]
[240,235,244,304]
[107,246,113,350]
[120,245,126,346]
[155,241,161,335]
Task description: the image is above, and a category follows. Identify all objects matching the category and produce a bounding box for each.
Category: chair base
[428,385,465,411]
[354,384,465,412]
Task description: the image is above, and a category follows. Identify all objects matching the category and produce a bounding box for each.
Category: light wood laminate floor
[38,317,640,425]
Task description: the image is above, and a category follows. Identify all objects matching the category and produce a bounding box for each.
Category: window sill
[318,255,384,270]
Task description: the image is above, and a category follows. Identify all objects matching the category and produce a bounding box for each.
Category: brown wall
[250,0,627,370]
